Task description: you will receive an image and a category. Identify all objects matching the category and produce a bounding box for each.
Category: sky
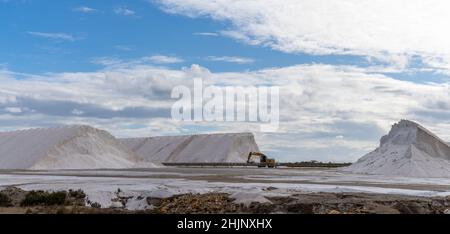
[2,0,450,162]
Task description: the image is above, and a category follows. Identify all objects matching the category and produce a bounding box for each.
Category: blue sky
[2,0,450,162]
[2,0,291,73]
[1,0,410,75]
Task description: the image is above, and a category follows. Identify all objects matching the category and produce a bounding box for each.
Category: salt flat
[1,167,449,210]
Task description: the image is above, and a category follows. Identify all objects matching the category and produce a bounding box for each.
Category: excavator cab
[247,152,276,168]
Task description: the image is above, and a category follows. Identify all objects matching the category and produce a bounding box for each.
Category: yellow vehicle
[247,152,276,168]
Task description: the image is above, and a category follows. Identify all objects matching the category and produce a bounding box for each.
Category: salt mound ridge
[120,132,260,163]
[345,120,450,178]
[0,125,153,169]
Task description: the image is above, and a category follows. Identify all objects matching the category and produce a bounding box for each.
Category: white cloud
[73,6,97,13]
[71,109,84,115]
[206,56,254,64]
[422,55,450,75]
[114,6,136,16]
[157,0,450,73]
[90,57,123,66]
[4,107,22,113]
[145,55,184,64]
[193,32,219,37]
[90,55,183,68]
[27,31,78,41]
[2,61,450,161]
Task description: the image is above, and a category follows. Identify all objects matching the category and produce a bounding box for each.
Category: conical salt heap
[345,120,450,177]
[0,125,154,169]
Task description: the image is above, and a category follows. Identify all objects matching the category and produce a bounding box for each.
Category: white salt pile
[345,120,450,178]
[0,125,259,169]
[120,132,260,163]
[0,125,154,169]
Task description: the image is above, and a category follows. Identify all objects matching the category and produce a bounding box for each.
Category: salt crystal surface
[0,125,156,169]
[120,132,260,163]
[345,120,450,178]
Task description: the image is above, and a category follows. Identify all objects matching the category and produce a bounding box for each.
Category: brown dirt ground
[1,187,449,214]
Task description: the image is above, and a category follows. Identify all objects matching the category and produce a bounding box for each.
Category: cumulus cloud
[156,0,450,73]
[2,61,450,161]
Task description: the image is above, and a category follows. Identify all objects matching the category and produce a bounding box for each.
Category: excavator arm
[247,152,268,163]
[246,152,276,168]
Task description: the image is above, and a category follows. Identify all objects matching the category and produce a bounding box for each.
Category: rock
[263,187,278,191]
[327,210,341,214]
[110,201,123,208]
[147,197,163,206]
[156,193,239,214]
[230,192,272,206]
[90,202,101,208]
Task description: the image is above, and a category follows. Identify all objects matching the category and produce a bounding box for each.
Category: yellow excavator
[247,152,276,168]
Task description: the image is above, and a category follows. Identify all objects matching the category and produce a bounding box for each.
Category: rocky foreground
[1,187,449,214]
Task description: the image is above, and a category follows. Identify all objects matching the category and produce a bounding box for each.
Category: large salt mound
[345,120,450,178]
[120,132,260,163]
[0,125,152,169]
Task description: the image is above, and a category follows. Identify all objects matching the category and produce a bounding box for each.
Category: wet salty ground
[0,167,449,213]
